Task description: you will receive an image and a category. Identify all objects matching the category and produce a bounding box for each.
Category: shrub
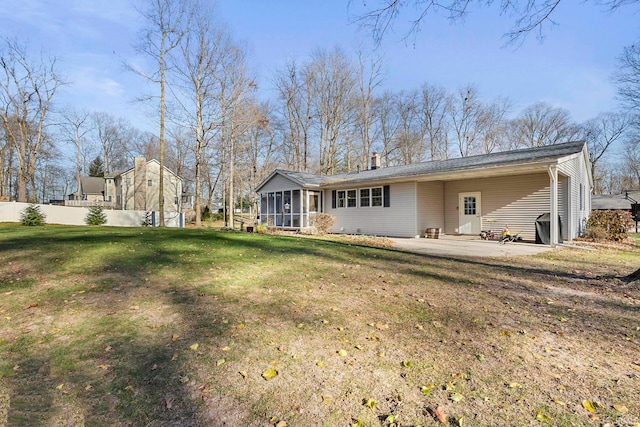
[20,204,46,226]
[585,210,632,241]
[255,223,268,234]
[86,206,107,226]
[201,206,211,221]
[141,211,153,227]
[310,213,335,235]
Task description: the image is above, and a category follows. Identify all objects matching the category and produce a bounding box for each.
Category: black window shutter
[332,190,336,209]
[383,185,390,207]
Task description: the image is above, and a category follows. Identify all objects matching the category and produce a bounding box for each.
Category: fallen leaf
[582,400,596,413]
[402,360,413,368]
[475,354,485,361]
[216,359,225,366]
[351,420,364,427]
[55,383,64,390]
[236,323,245,329]
[275,421,287,427]
[322,395,331,404]
[375,323,388,330]
[420,384,435,395]
[238,371,247,379]
[171,334,179,342]
[84,384,92,391]
[363,398,376,409]
[189,343,199,351]
[316,361,325,368]
[449,392,464,402]
[434,406,447,423]
[262,368,278,381]
[509,382,523,389]
[165,395,174,409]
[535,410,553,425]
[338,349,348,357]
[384,414,398,423]
[221,346,231,351]
[613,404,628,414]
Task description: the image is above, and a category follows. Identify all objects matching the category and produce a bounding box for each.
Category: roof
[257,141,587,191]
[592,191,640,210]
[117,158,182,180]
[79,176,104,195]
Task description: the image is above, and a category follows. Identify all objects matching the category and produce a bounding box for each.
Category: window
[360,189,370,207]
[371,187,383,207]
[337,190,346,208]
[347,190,357,207]
[310,193,319,212]
[464,196,476,215]
[148,179,153,187]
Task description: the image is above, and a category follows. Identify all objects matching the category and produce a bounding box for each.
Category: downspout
[547,165,558,247]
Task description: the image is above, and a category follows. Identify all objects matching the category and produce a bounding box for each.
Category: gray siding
[259,174,303,193]
[325,181,418,237]
[443,173,550,241]
[416,181,445,236]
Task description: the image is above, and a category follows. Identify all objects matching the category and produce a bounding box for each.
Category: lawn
[0,224,638,427]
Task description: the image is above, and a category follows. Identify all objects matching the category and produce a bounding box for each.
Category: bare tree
[171,3,240,226]
[354,51,384,169]
[0,38,63,202]
[373,90,400,166]
[510,102,579,148]
[60,108,92,198]
[581,112,632,193]
[393,90,425,164]
[448,85,487,157]
[418,83,451,160]
[351,0,638,45]
[274,60,314,171]
[133,0,192,226]
[309,47,358,174]
[91,112,133,173]
[615,41,640,114]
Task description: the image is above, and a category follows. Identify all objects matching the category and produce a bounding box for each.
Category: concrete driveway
[390,235,554,257]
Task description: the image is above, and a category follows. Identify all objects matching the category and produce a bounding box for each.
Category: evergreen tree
[85,206,107,225]
[89,156,106,177]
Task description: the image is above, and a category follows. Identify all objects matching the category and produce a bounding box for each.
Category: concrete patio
[390,235,554,257]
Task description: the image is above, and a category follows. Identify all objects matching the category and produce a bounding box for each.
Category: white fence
[0,202,184,228]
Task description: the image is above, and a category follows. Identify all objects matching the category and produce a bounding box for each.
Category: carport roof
[257,141,587,191]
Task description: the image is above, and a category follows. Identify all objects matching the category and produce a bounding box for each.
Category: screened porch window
[259,189,322,229]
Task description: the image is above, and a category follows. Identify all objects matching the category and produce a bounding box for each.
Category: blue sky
[1,0,638,133]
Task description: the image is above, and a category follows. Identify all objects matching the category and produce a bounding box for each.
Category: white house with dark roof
[256,141,593,245]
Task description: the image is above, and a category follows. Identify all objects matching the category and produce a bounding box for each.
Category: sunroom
[259,189,323,229]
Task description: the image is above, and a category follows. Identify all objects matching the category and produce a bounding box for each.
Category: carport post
[547,165,558,247]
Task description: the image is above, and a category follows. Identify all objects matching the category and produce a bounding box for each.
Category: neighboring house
[77,176,106,202]
[256,141,593,245]
[69,158,184,212]
[592,191,640,221]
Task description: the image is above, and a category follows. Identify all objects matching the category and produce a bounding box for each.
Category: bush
[141,211,153,227]
[20,204,46,226]
[585,210,632,241]
[201,206,211,221]
[310,213,335,235]
[86,206,107,226]
[255,223,268,234]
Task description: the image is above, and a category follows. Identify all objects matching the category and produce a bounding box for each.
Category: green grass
[0,223,638,426]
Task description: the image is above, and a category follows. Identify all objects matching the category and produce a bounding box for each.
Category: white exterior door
[459,192,481,234]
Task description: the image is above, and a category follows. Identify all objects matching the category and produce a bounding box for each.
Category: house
[76,176,107,202]
[255,141,593,245]
[592,191,640,223]
[69,158,184,212]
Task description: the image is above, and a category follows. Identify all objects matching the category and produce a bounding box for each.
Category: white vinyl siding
[416,181,444,236]
[443,173,550,241]
[325,182,417,237]
[258,174,302,194]
[558,152,591,239]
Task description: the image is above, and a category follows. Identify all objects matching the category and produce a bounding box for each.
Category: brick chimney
[371,152,381,170]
